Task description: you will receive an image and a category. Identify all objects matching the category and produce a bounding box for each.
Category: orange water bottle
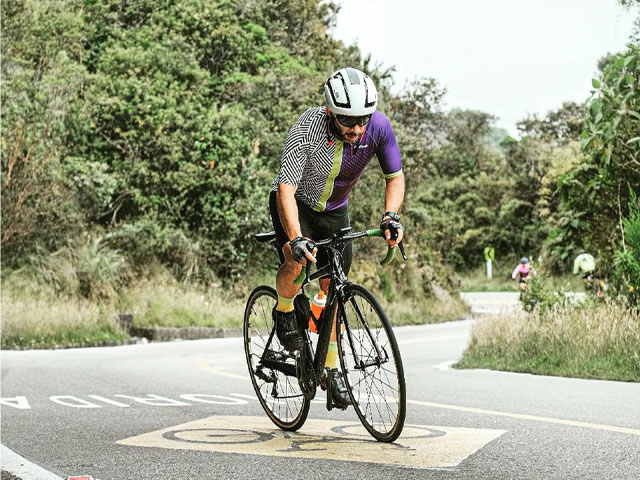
[309,290,326,333]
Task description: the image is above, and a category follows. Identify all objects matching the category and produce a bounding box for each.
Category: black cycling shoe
[326,368,351,410]
[273,307,304,353]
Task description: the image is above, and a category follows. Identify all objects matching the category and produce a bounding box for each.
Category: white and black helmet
[324,67,378,116]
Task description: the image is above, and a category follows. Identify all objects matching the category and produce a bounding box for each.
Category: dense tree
[2,0,637,308]
[517,102,584,144]
[548,43,640,275]
[1,0,91,261]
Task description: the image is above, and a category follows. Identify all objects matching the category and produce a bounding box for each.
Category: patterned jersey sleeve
[374,113,403,178]
[276,121,309,188]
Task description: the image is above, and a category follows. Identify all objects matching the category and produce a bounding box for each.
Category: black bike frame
[299,229,386,379]
[259,228,387,383]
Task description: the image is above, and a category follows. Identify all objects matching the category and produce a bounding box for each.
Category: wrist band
[382,211,400,222]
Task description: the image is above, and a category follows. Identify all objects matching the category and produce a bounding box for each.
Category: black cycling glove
[380,218,403,240]
[289,236,316,263]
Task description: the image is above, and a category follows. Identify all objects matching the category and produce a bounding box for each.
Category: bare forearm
[384,174,405,214]
[276,183,302,241]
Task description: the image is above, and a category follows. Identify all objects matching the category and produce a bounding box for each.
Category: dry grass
[1,266,470,348]
[2,291,126,348]
[118,279,245,329]
[456,299,640,382]
[384,295,470,325]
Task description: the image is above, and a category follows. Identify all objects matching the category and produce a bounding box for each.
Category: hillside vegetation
[2,1,639,357]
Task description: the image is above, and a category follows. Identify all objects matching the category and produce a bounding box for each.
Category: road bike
[243,226,407,442]
[583,273,608,298]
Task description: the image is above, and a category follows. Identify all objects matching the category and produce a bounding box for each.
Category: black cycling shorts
[269,190,352,274]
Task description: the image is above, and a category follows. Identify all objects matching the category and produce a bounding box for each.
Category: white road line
[432,360,456,370]
[1,444,63,480]
[408,399,640,436]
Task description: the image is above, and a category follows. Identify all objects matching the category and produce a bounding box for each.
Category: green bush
[16,237,128,300]
[519,275,570,314]
[612,192,640,306]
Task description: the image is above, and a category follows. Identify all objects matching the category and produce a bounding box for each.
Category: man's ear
[326,106,331,116]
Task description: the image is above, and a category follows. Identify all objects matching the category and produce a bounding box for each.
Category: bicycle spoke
[339,284,405,442]
[244,286,309,431]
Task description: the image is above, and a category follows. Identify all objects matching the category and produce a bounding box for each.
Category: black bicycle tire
[243,285,310,431]
[337,283,406,442]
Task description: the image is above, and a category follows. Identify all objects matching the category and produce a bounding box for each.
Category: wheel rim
[245,288,308,427]
[340,289,404,439]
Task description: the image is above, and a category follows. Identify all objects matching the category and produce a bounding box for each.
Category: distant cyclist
[268,67,405,409]
[512,257,532,290]
[573,252,605,296]
[573,252,595,278]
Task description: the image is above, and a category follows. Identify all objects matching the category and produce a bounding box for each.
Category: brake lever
[293,242,315,286]
[398,241,407,261]
[388,227,407,261]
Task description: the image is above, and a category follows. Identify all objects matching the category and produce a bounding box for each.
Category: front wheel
[244,285,310,431]
[337,284,406,442]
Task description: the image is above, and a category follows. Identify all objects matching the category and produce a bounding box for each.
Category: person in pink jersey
[512,257,532,290]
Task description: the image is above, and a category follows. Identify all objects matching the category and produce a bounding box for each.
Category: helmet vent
[346,68,361,84]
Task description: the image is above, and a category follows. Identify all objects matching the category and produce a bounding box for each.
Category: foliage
[1,0,635,313]
[584,45,640,180]
[550,43,640,275]
[519,275,570,314]
[1,0,90,262]
[1,0,352,281]
[17,237,128,300]
[516,102,584,144]
[612,191,640,305]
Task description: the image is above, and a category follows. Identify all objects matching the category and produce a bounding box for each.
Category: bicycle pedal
[324,387,348,411]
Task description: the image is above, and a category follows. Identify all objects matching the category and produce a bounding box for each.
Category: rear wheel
[338,284,406,442]
[244,285,310,431]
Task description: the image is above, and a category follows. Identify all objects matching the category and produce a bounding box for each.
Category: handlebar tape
[367,229,396,266]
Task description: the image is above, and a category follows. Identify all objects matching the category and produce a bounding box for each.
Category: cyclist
[269,67,404,409]
[573,252,595,278]
[573,252,604,296]
[512,257,532,290]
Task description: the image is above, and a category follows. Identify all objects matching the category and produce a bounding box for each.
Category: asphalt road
[1,292,639,479]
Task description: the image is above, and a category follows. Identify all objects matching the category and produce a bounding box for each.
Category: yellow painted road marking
[196,359,248,380]
[117,415,505,468]
[408,399,640,436]
[197,359,640,436]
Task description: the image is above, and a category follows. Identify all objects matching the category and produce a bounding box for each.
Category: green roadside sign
[484,247,495,262]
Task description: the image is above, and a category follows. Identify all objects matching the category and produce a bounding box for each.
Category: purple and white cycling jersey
[271,107,402,212]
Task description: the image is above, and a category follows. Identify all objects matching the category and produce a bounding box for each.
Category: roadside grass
[455,299,640,382]
[383,294,470,325]
[1,269,468,349]
[117,278,244,329]
[1,292,127,349]
[460,265,516,292]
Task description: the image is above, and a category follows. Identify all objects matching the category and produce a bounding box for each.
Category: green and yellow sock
[325,341,338,368]
[276,295,294,313]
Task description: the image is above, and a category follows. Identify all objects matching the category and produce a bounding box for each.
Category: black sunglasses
[334,114,371,128]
